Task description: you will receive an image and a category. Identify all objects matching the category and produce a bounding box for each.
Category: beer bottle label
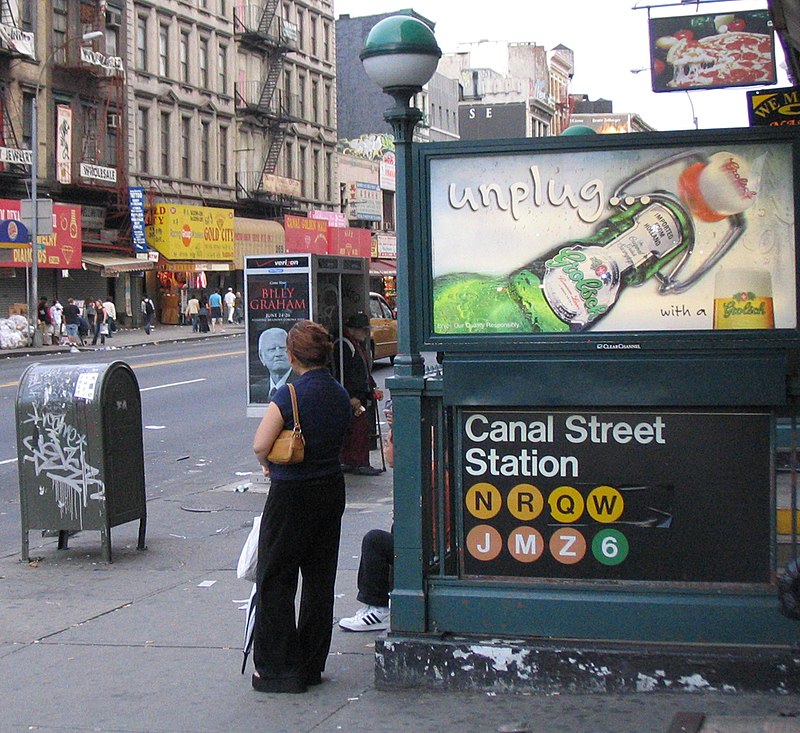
[542,201,685,327]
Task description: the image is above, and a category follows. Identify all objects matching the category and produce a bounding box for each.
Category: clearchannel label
[459,410,771,584]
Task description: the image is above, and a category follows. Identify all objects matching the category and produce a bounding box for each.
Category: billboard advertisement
[460,408,770,584]
[146,204,234,261]
[244,255,311,414]
[429,134,796,339]
[747,86,800,126]
[457,102,528,140]
[647,9,776,92]
[0,199,82,268]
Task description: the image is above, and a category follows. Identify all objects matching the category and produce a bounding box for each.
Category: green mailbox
[16,361,147,562]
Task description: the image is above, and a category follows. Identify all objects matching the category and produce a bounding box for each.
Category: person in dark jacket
[334,312,383,475]
[251,320,352,694]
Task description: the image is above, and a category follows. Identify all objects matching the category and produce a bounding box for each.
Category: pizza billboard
[648,9,776,93]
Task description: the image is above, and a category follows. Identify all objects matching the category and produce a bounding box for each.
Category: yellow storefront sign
[146,204,234,261]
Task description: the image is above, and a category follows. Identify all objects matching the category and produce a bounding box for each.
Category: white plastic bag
[237,515,261,582]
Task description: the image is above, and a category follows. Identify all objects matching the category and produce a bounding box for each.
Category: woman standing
[251,320,352,694]
[92,299,108,346]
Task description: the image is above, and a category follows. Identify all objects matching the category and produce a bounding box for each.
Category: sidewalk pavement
[1,326,799,732]
[0,320,246,358]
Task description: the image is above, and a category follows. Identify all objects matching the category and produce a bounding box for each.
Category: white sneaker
[338,605,390,632]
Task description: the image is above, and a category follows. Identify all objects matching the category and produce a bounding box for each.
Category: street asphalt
[1,324,799,732]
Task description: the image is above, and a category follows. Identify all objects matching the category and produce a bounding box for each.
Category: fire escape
[233,1,299,211]
[0,0,33,184]
[51,3,130,252]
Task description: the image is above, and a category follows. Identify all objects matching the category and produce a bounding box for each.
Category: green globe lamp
[360,15,442,124]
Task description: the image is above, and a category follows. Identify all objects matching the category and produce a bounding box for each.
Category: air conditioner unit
[107,113,120,129]
[106,9,122,28]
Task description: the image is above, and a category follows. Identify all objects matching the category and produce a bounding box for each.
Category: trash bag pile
[0,315,31,349]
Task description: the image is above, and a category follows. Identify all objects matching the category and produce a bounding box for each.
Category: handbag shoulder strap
[287,383,301,431]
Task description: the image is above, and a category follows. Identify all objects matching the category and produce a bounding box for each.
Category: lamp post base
[31,329,43,347]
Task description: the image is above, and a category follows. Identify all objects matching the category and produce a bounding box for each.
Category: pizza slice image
[666,31,774,88]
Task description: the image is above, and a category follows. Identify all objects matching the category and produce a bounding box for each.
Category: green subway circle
[592,529,629,566]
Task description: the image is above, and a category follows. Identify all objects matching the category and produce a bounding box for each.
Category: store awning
[157,259,233,272]
[82,253,156,276]
[370,259,396,276]
[233,219,285,269]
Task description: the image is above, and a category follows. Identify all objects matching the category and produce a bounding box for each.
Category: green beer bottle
[433,193,695,334]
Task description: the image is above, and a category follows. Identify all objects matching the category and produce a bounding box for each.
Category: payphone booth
[381,127,800,693]
[244,253,369,417]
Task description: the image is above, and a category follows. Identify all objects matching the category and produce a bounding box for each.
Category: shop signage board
[459,409,771,584]
[284,215,328,254]
[128,187,148,253]
[424,129,799,352]
[328,226,371,257]
[747,86,800,126]
[146,204,234,261]
[0,198,81,267]
[244,255,312,415]
[647,9,776,92]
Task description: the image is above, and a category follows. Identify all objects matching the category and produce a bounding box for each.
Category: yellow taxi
[369,292,398,363]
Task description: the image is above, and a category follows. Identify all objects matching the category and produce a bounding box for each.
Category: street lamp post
[28,30,103,346]
[360,16,441,631]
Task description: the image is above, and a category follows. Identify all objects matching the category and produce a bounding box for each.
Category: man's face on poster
[259,328,291,378]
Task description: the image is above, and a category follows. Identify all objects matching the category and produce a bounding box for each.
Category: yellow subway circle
[548,485,585,523]
[465,483,503,519]
[586,485,624,523]
[507,483,545,521]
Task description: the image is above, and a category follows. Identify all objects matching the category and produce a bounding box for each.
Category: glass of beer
[713,268,774,329]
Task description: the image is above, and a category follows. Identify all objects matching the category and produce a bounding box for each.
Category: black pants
[356,528,394,608]
[253,473,345,684]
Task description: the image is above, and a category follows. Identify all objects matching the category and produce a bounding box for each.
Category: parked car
[369,292,398,363]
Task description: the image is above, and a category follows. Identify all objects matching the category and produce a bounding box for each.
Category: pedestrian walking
[224,287,236,323]
[185,294,200,332]
[84,298,96,332]
[208,289,224,332]
[49,299,63,345]
[92,300,108,346]
[250,320,352,693]
[234,291,244,324]
[102,298,117,337]
[62,298,82,349]
[141,295,155,335]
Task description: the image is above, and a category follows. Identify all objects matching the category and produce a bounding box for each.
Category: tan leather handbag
[266,383,305,464]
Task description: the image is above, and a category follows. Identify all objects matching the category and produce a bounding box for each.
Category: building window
[180,30,190,84]
[200,120,210,181]
[311,79,318,123]
[285,139,293,179]
[283,70,292,117]
[159,24,169,76]
[323,21,330,61]
[136,15,148,70]
[22,93,33,149]
[312,147,320,200]
[104,5,122,58]
[181,116,191,177]
[298,73,306,119]
[137,107,148,172]
[310,14,317,56]
[326,151,333,202]
[160,111,170,175]
[299,144,307,196]
[106,112,118,166]
[219,125,228,184]
[53,0,67,64]
[199,37,209,88]
[324,82,332,127]
[218,45,227,94]
[383,190,395,230]
[297,9,304,51]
